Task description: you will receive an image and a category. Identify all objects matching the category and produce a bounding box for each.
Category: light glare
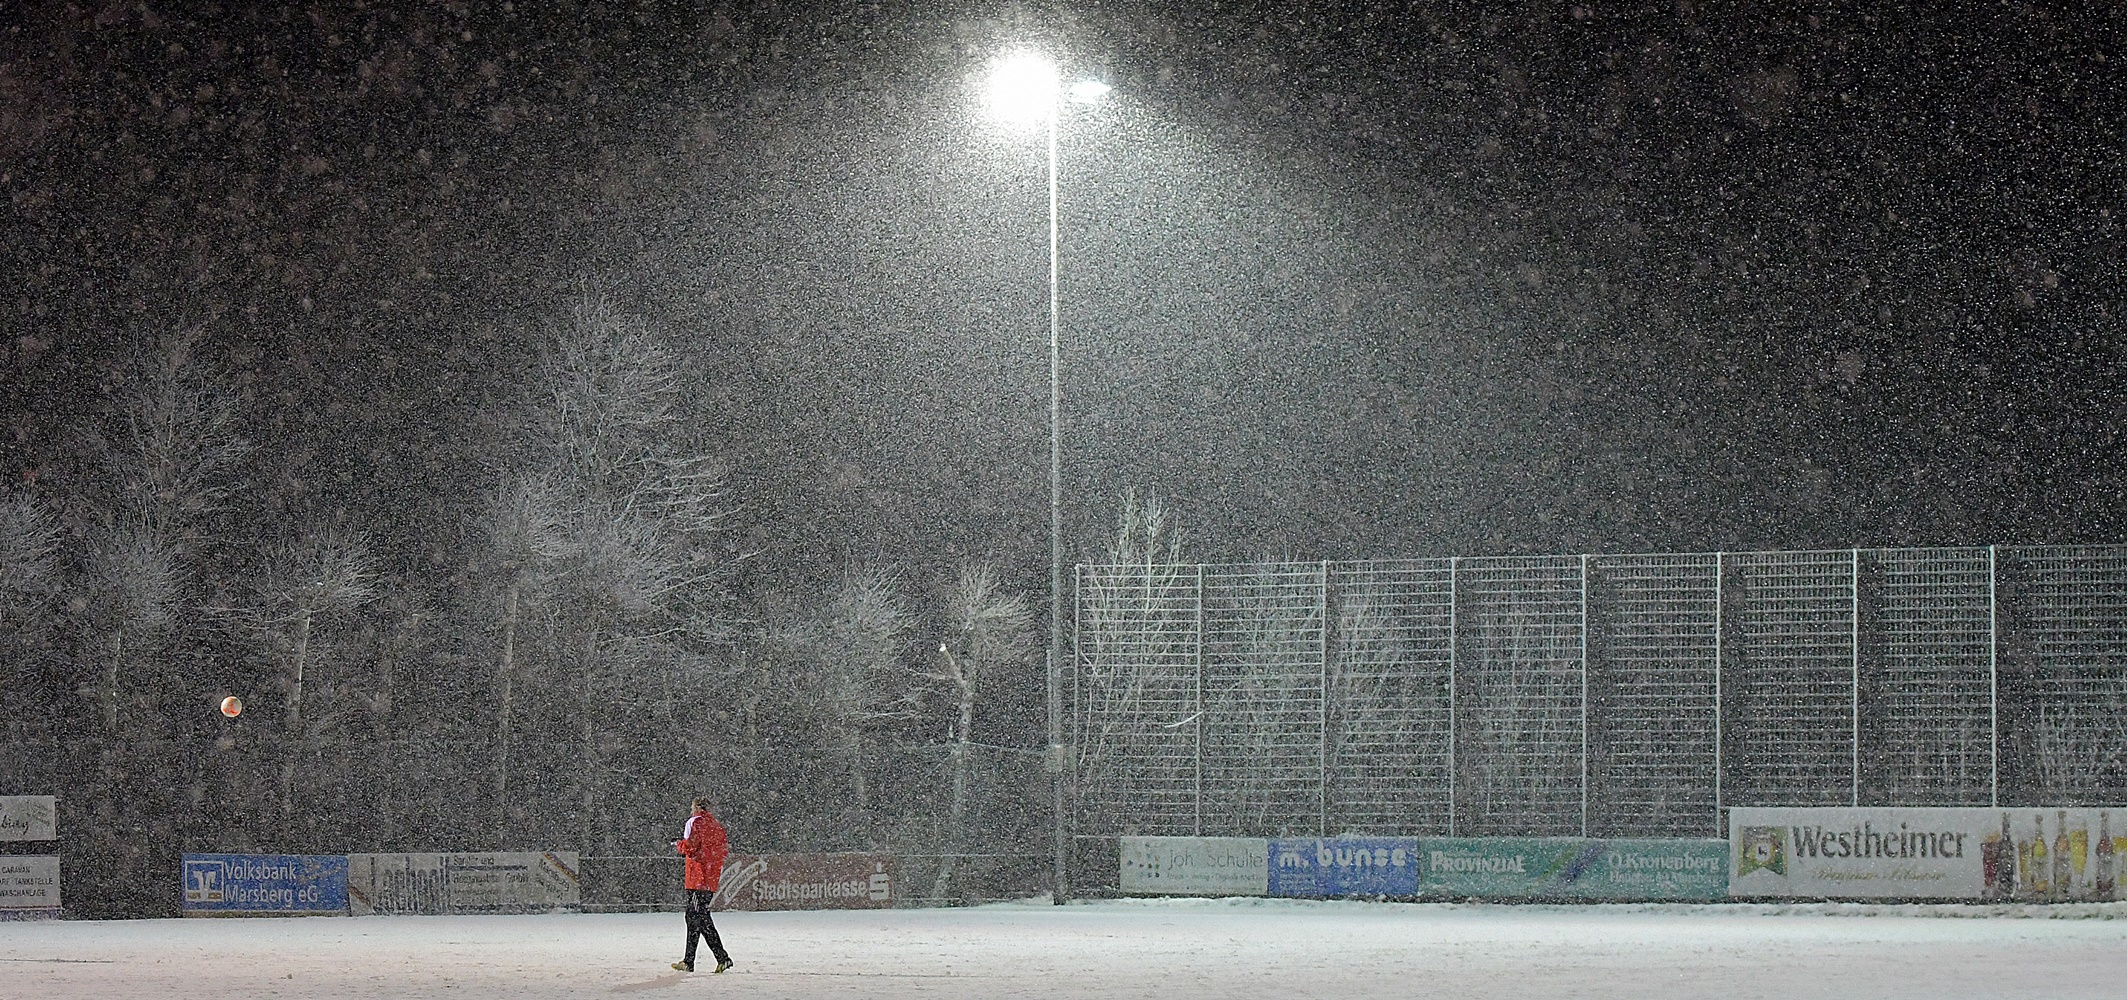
[1067,80,1112,104]
[988,52,1059,124]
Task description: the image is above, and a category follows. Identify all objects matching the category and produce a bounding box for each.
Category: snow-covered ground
[6,897,2127,999]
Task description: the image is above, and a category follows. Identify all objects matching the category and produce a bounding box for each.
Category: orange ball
[219,695,243,718]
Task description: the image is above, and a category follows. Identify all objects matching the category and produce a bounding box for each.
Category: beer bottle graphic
[2068,812,2090,901]
[2098,811,2116,902]
[2030,813,2050,899]
[2053,809,2072,901]
[1997,813,2017,899]
[1982,815,2007,899]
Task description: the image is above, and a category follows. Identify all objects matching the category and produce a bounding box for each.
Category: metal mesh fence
[1326,559,1454,835]
[1588,552,1721,838]
[1453,555,1587,837]
[1071,544,2127,840]
[1199,562,1326,836]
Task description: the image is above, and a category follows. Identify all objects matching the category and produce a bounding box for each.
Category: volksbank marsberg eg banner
[182,854,348,914]
[1729,807,2127,900]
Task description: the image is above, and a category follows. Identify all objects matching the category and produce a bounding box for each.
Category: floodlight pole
[1045,95,1068,907]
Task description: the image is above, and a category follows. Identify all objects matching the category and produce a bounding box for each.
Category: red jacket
[675,809,730,891]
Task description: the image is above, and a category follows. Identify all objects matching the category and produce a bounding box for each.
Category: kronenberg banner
[1729,806,2127,900]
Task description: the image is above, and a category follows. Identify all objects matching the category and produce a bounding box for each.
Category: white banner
[348,852,580,915]
[0,797,57,841]
[1121,837,1268,896]
[1730,807,2127,901]
[0,856,60,914]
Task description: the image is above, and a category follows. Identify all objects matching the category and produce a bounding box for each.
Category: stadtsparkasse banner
[1729,806,2127,901]
[710,853,894,911]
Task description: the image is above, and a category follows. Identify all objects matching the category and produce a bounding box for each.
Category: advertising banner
[0,855,60,918]
[1268,837,1421,898]
[1121,837,1268,896]
[347,852,581,915]
[710,853,894,911]
[1416,838,1726,899]
[0,796,57,841]
[181,854,348,915]
[1729,806,2127,901]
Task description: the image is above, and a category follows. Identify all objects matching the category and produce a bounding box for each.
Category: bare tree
[81,522,181,736]
[927,562,1034,900]
[479,476,572,838]
[0,495,62,738]
[485,292,746,850]
[1072,490,1197,834]
[232,530,379,818]
[70,327,250,737]
[802,563,917,829]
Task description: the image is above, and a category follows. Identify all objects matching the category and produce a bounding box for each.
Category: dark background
[9,3,2123,582]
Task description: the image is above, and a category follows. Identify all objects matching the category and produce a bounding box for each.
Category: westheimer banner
[347,852,581,915]
[1121,837,1268,896]
[709,853,894,910]
[1729,807,2127,901]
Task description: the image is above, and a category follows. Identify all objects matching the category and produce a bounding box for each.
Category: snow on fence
[1070,545,2127,841]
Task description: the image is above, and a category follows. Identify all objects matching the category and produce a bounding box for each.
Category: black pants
[683,889,730,967]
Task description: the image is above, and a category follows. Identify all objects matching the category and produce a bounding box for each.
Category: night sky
[7,2,2125,597]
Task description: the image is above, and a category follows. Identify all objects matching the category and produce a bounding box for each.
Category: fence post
[1194,563,1205,837]
[1448,556,1459,839]
[1319,560,1330,837]
[1851,547,1861,809]
[1579,553,1590,839]
[1987,544,1998,809]
[1713,551,1724,838]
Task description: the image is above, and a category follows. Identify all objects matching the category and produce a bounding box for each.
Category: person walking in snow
[672,798,734,974]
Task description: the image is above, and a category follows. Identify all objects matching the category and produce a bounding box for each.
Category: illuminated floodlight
[1066,80,1112,104]
[988,52,1060,124]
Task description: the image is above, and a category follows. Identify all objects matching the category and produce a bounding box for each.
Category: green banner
[1419,838,1727,900]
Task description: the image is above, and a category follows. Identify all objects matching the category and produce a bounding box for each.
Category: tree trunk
[280,610,313,820]
[101,631,125,735]
[930,681,976,904]
[495,584,519,844]
[578,622,600,854]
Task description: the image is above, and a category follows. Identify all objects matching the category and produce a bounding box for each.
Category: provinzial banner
[710,853,894,911]
[1121,837,1268,896]
[1422,838,1728,900]
[1729,806,2127,901]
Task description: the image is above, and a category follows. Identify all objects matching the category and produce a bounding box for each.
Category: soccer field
[5,898,2126,999]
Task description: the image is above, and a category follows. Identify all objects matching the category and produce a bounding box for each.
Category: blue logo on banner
[1267,838,1420,897]
[181,854,348,913]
